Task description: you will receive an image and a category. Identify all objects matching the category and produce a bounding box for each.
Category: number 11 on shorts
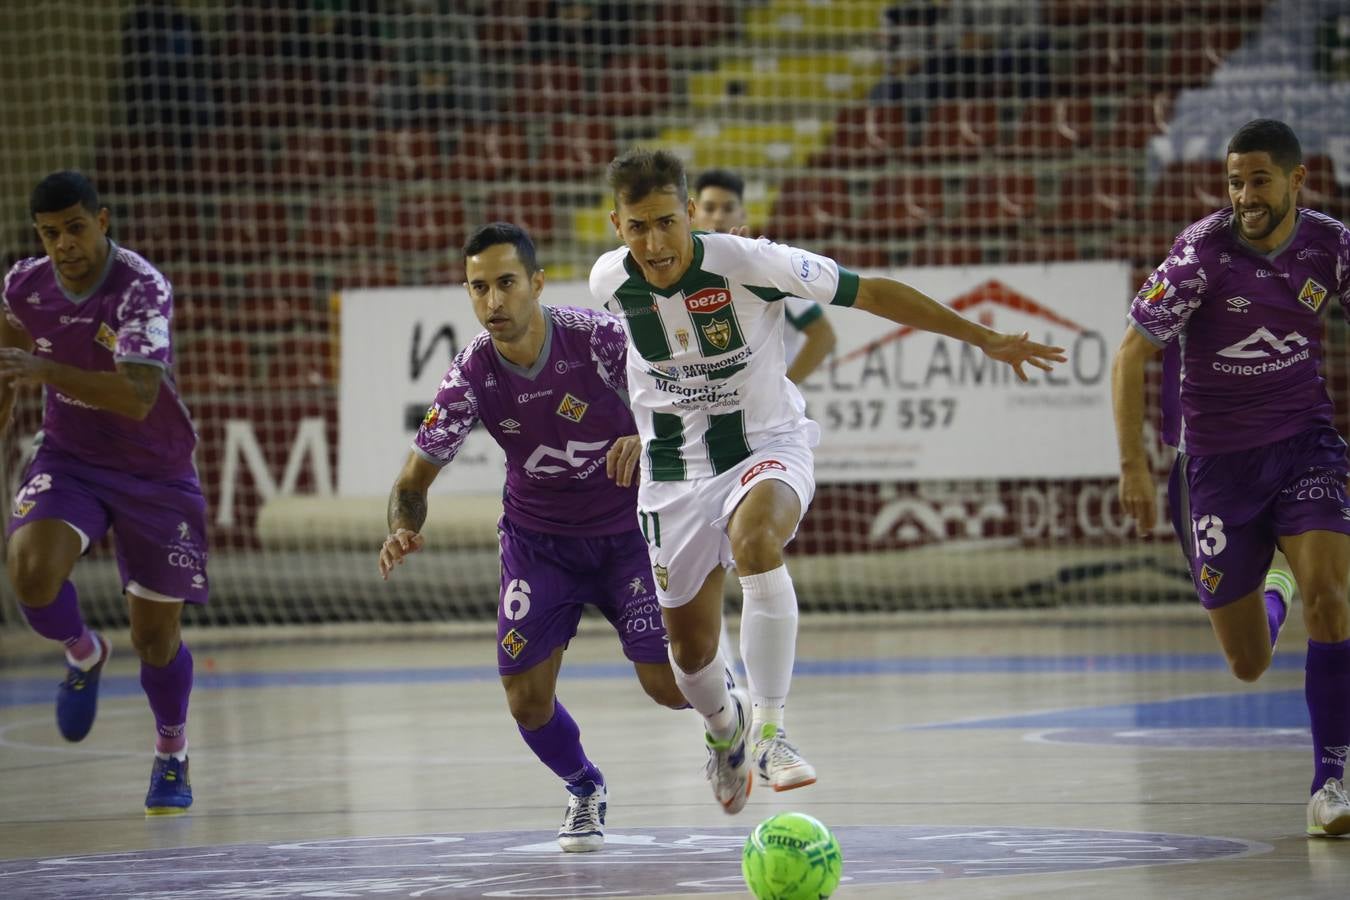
[639,510,661,547]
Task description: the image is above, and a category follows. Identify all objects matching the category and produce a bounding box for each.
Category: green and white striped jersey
[589,233,860,481]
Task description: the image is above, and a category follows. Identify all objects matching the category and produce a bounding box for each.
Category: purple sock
[1305,638,1350,794]
[141,642,193,755]
[1264,590,1288,648]
[518,700,603,794]
[17,581,92,655]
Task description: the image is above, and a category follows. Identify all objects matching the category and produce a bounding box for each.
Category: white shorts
[637,438,816,607]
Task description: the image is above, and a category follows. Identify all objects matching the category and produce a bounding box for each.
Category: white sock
[670,645,737,740]
[739,565,797,734]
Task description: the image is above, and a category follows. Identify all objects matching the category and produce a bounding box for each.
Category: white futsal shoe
[558,781,607,852]
[1307,777,1350,837]
[704,688,753,814]
[752,724,818,792]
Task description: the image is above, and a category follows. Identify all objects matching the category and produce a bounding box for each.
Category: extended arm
[852,277,1065,380]
[0,347,162,421]
[785,315,836,384]
[380,451,442,579]
[1112,325,1163,535]
[0,315,33,434]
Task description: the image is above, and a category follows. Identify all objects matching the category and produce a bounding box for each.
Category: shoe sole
[770,774,817,793]
[145,805,191,817]
[558,838,603,852]
[1307,814,1350,837]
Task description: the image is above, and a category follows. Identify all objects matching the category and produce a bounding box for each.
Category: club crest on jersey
[94,322,117,352]
[1143,278,1171,304]
[741,459,787,485]
[1199,563,1223,594]
[1299,278,1327,313]
[501,628,527,660]
[675,328,690,351]
[702,317,731,350]
[556,393,588,423]
[422,404,444,429]
[12,500,34,518]
[653,563,669,591]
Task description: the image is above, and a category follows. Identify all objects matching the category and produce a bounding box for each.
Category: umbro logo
[500,418,521,434]
[26,292,40,305]
[1225,297,1250,313]
[1324,745,1350,760]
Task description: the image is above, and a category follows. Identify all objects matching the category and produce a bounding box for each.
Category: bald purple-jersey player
[379,222,685,853]
[1114,119,1350,836]
[0,171,205,815]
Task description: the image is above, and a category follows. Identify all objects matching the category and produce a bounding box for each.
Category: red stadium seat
[852,173,945,241]
[176,336,255,395]
[482,189,556,244]
[910,101,999,163]
[524,119,617,182]
[1146,161,1227,229]
[1302,156,1348,221]
[1049,166,1139,229]
[1006,238,1080,263]
[1073,27,1148,95]
[1103,92,1175,149]
[365,129,449,183]
[242,269,324,329]
[813,105,907,169]
[1160,27,1245,89]
[637,1,735,46]
[276,130,360,190]
[304,196,380,257]
[117,199,202,264]
[1001,98,1094,159]
[911,242,984,268]
[513,62,588,117]
[766,176,851,243]
[445,121,528,181]
[594,55,671,118]
[264,332,334,390]
[193,129,273,192]
[386,192,467,255]
[213,201,290,261]
[942,173,1038,236]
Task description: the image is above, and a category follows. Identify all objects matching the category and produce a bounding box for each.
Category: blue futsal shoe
[145,755,193,816]
[55,632,110,742]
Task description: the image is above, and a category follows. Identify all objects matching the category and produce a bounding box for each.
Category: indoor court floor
[0,610,1345,899]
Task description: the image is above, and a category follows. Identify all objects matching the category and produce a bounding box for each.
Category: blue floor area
[924,690,1309,729]
[0,652,1306,711]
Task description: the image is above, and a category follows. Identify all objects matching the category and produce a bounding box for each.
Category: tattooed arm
[0,353,163,421]
[379,452,441,580]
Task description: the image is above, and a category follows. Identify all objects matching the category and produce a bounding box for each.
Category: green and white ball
[742,812,843,900]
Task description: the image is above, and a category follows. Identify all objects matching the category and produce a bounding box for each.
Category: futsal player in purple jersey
[1113,120,1350,836]
[0,171,205,815]
[377,223,687,853]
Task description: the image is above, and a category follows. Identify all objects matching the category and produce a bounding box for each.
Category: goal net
[1,0,1346,630]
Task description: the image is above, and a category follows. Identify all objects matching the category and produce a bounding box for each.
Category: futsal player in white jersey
[691,168,837,790]
[591,148,1066,813]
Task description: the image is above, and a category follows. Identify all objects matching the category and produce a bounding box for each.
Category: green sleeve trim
[830,268,860,308]
[786,303,823,331]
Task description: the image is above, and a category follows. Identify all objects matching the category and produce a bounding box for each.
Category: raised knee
[729,534,782,575]
[7,550,63,606]
[130,626,179,667]
[504,686,554,731]
[1229,654,1270,683]
[668,638,718,675]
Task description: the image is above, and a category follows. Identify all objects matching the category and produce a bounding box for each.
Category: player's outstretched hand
[606,435,642,488]
[1118,463,1156,537]
[981,331,1067,382]
[378,528,424,580]
[0,347,44,383]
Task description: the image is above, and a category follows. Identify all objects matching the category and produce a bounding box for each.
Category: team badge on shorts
[1299,278,1327,313]
[12,500,34,518]
[653,563,669,591]
[1199,563,1224,595]
[556,393,588,423]
[501,628,528,660]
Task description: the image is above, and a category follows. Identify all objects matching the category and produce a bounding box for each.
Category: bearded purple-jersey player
[0,171,204,815]
[377,222,686,853]
[1113,120,1350,836]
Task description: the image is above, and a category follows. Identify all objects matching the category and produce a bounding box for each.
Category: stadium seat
[365,128,448,183]
[175,336,256,395]
[386,192,468,255]
[444,121,528,181]
[242,270,323,329]
[1073,27,1148,95]
[911,101,1000,163]
[304,196,380,257]
[1006,238,1080,263]
[766,176,851,243]
[911,242,985,268]
[193,129,273,193]
[264,332,334,390]
[482,189,557,244]
[277,130,360,190]
[852,173,945,241]
[117,199,201,264]
[1301,156,1347,221]
[594,55,671,118]
[812,105,907,169]
[942,173,1038,236]
[1049,166,1139,229]
[637,1,735,46]
[1103,92,1175,149]
[213,201,291,261]
[513,62,588,117]
[1001,98,1094,159]
[1146,161,1227,229]
[1160,27,1245,89]
[525,119,617,182]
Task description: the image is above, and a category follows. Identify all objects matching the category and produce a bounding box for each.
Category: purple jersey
[2,244,198,479]
[414,305,638,536]
[1128,209,1350,456]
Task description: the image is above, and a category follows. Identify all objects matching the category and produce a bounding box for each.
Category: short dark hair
[30,170,101,219]
[1226,119,1302,173]
[606,148,688,208]
[694,169,744,201]
[462,222,540,274]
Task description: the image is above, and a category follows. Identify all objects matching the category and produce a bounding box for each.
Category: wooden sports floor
[0,610,1344,899]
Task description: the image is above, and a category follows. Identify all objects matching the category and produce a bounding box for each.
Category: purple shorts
[496,517,667,675]
[8,449,209,604]
[1168,424,1350,609]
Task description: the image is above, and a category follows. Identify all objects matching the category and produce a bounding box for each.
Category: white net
[1,0,1347,629]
